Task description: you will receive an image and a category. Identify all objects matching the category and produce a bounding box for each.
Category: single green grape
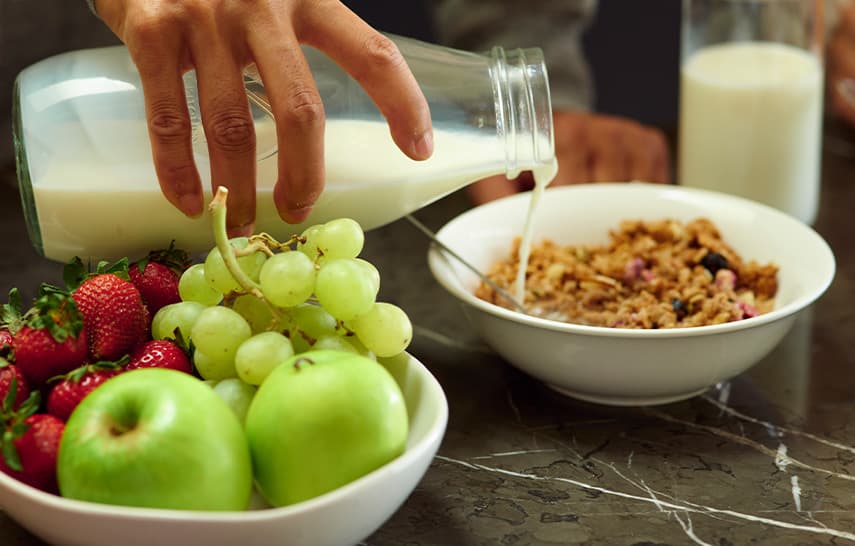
[312,335,359,354]
[191,306,252,363]
[204,237,267,294]
[178,263,223,306]
[286,303,338,353]
[315,218,364,262]
[351,302,413,357]
[343,334,376,360]
[297,224,324,261]
[231,294,274,333]
[353,258,380,293]
[259,251,316,308]
[314,258,378,321]
[151,301,206,341]
[235,331,295,385]
[193,349,238,381]
[212,378,257,425]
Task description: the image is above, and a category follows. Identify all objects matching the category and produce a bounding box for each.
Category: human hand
[828,1,855,127]
[95,0,433,235]
[467,111,670,205]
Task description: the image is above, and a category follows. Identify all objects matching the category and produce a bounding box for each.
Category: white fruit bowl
[428,183,835,406]
[0,352,447,546]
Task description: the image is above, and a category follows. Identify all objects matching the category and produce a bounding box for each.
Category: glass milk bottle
[12,35,554,262]
[678,0,823,225]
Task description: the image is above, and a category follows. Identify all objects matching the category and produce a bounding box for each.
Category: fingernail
[413,130,433,159]
[283,206,313,224]
[178,194,204,218]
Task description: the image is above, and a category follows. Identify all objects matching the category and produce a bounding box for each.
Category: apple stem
[292,356,315,371]
[208,187,286,327]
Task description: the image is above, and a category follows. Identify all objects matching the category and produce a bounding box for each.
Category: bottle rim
[489,45,555,179]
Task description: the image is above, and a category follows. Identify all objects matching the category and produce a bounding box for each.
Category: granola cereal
[475,218,779,329]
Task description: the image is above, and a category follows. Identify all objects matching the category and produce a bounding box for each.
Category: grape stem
[209,186,285,327]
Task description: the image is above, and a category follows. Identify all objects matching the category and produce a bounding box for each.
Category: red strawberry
[129,243,191,316]
[46,362,123,421]
[129,261,181,316]
[126,339,192,374]
[0,411,65,493]
[9,291,88,387]
[0,361,29,411]
[73,271,148,362]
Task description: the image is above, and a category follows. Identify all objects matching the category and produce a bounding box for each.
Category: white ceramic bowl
[0,353,447,546]
[428,183,835,406]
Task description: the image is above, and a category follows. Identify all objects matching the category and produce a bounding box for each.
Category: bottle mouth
[490,46,555,179]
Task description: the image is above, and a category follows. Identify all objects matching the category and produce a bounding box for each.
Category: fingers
[828,24,855,127]
[190,30,257,236]
[466,175,522,205]
[248,30,326,224]
[125,13,204,219]
[589,120,630,182]
[626,127,671,184]
[551,112,670,187]
[298,2,433,161]
[648,129,671,183]
[551,112,590,185]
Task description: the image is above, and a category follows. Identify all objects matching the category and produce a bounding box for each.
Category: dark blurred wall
[582,0,681,128]
[342,0,436,42]
[347,0,682,127]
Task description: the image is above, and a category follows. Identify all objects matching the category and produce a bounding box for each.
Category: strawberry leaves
[0,379,40,472]
[64,257,131,291]
[48,356,128,385]
[1,286,85,346]
[1,289,24,336]
[26,291,84,344]
[135,240,191,275]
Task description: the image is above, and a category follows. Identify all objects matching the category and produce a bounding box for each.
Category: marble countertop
[1,122,854,545]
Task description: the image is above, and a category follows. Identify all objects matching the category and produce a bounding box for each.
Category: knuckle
[148,103,192,143]
[562,118,587,146]
[279,87,325,128]
[182,0,222,21]
[206,107,256,153]
[645,129,668,157]
[203,90,254,152]
[605,123,625,141]
[128,14,172,47]
[361,33,406,72]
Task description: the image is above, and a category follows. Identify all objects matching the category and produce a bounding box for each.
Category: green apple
[245,349,408,506]
[57,368,253,511]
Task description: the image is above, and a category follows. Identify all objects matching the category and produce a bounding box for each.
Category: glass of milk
[678,0,824,225]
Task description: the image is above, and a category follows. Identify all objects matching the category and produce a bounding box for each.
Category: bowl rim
[0,352,448,522]
[428,183,836,339]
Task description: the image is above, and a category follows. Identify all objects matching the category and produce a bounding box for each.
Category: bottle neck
[489,46,555,179]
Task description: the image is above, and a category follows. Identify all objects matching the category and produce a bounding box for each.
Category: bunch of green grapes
[151,218,412,417]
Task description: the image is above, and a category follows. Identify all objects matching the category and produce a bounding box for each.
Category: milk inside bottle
[13,37,555,262]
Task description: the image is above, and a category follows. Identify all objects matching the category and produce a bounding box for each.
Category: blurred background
[0,0,682,170]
